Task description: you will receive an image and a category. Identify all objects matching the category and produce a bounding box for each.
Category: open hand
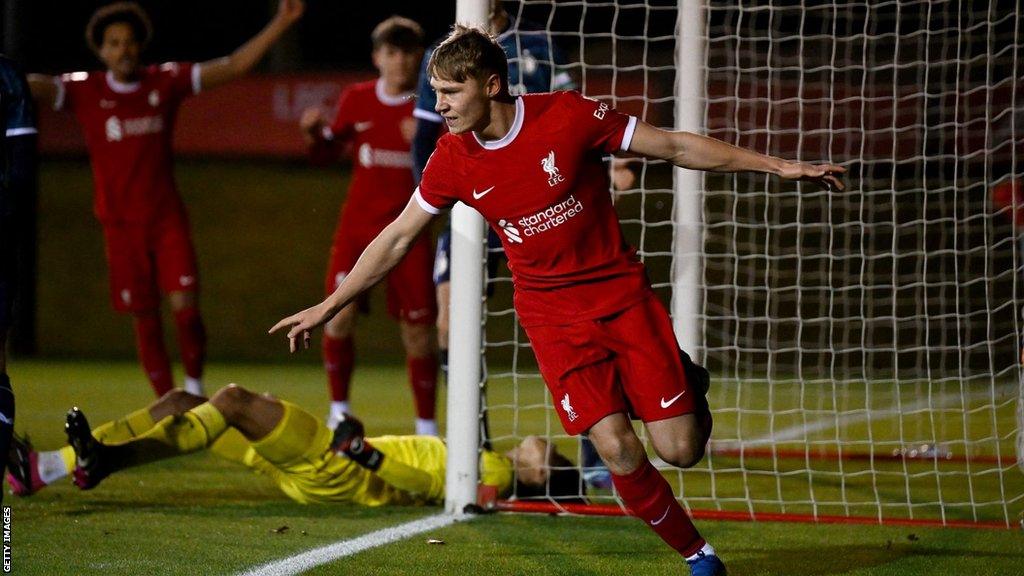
[778,161,847,191]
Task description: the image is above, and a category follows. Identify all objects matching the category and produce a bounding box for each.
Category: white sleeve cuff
[620,116,638,152]
[191,63,202,95]
[5,127,37,137]
[413,188,442,215]
[413,108,444,123]
[53,77,66,111]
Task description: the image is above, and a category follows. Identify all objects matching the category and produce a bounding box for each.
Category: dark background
[1,0,1021,383]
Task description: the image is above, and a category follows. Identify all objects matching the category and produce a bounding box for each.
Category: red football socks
[132,312,173,397]
[323,335,355,402]
[173,306,206,381]
[407,355,438,420]
[611,458,705,557]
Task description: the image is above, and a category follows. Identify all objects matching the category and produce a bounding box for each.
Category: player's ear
[484,73,502,98]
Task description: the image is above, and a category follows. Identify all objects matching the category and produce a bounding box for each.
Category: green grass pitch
[6,360,1023,575]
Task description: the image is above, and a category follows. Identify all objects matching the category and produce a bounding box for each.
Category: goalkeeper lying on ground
[7,385,581,505]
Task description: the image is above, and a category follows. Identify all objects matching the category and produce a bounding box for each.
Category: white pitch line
[237,512,466,576]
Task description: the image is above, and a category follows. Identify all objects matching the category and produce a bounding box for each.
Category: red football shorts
[524,294,696,436]
[325,227,436,324]
[102,214,199,313]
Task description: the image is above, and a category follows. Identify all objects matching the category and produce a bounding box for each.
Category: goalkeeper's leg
[67,384,283,490]
[9,390,205,495]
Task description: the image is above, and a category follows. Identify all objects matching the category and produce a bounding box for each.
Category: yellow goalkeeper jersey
[226,400,513,506]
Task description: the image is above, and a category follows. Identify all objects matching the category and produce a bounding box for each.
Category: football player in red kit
[27,0,304,397]
[272,26,844,576]
[298,17,438,434]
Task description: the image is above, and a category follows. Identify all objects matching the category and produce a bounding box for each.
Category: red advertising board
[37,71,376,159]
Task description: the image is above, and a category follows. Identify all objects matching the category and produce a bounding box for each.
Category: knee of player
[401,326,433,357]
[209,383,254,418]
[158,389,205,414]
[168,290,197,311]
[591,432,645,474]
[655,439,705,469]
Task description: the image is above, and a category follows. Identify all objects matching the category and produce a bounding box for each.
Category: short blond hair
[427,24,509,96]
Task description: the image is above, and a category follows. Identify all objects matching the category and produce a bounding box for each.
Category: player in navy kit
[0,54,38,501]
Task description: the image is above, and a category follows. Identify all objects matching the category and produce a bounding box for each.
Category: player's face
[505,436,551,488]
[430,75,493,135]
[373,44,423,92]
[98,22,141,81]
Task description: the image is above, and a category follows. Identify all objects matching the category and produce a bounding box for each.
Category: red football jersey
[326,79,417,237]
[57,63,199,225]
[415,91,648,327]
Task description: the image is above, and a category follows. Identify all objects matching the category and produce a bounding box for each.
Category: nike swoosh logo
[650,505,671,526]
[472,186,495,200]
[0,412,11,425]
[660,391,686,409]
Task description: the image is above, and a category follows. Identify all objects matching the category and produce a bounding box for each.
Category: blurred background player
[0,54,38,502]
[298,17,438,434]
[9,384,582,507]
[24,0,304,398]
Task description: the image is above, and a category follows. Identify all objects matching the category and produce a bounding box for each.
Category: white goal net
[447,0,1024,528]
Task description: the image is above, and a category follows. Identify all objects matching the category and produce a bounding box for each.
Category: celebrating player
[298,17,437,434]
[6,385,581,507]
[25,0,304,398]
[0,55,39,502]
[270,26,844,575]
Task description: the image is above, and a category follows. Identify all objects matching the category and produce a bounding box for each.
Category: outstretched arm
[627,120,846,190]
[269,197,435,351]
[198,0,304,91]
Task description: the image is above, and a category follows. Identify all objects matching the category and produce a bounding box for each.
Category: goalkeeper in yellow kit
[8,385,578,505]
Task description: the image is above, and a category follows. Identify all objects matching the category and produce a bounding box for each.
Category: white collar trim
[375,78,413,107]
[473,97,524,150]
[106,71,140,94]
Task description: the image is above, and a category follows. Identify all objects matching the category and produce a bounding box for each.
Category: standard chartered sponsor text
[518,195,583,237]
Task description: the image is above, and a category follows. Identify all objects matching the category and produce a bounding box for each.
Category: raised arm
[198,0,304,91]
[627,120,846,190]
[26,74,58,109]
[269,196,435,351]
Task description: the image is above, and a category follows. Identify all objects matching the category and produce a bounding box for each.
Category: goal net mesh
[471,0,1023,527]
